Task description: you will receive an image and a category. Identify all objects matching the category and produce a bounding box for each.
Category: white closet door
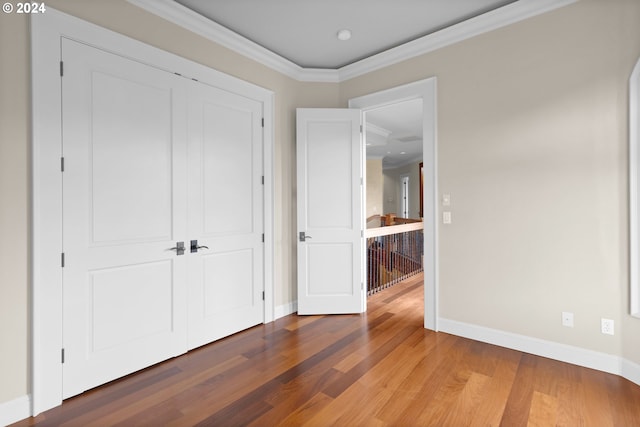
[186,83,264,349]
[61,40,189,398]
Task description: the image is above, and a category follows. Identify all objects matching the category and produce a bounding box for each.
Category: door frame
[349,78,438,331]
[31,8,275,415]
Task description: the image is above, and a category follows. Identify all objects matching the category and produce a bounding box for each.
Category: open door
[296,108,365,315]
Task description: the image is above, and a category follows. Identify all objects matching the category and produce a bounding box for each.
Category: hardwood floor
[13,274,640,426]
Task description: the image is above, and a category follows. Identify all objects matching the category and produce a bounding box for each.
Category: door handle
[169,241,185,256]
[190,240,209,253]
[299,232,312,242]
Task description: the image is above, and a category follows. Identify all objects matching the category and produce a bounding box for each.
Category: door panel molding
[31,7,274,415]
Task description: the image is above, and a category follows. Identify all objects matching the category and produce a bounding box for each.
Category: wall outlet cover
[601,318,614,335]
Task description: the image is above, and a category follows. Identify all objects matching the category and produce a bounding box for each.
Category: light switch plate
[443,211,451,224]
[562,311,573,327]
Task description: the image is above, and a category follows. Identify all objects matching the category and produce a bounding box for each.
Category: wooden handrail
[366,214,382,223]
[364,221,423,238]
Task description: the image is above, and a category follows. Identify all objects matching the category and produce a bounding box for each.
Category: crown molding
[126,0,340,82]
[127,0,577,83]
[338,0,578,81]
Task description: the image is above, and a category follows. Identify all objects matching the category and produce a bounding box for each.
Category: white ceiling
[366,99,423,169]
[130,0,576,81]
[173,0,517,69]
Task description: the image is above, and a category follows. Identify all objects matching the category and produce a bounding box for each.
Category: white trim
[127,0,577,83]
[125,0,339,83]
[338,0,578,82]
[31,7,275,416]
[275,301,298,320]
[263,96,276,325]
[0,394,31,426]
[630,56,640,318]
[439,318,640,387]
[31,9,65,416]
[365,222,424,239]
[622,357,640,386]
[349,78,439,331]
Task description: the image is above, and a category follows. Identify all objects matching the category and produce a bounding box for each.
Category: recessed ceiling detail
[173,0,518,69]
[366,99,424,169]
[128,0,578,82]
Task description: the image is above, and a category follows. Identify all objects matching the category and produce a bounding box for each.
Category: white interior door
[61,39,266,398]
[61,40,188,398]
[296,108,364,314]
[186,83,264,349]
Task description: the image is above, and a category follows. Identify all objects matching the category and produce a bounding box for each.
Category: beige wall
[366,159,383,218]
[0,11,30,404]
[2,0,640,410]
[341,0,640,363]
[383,161,422,219]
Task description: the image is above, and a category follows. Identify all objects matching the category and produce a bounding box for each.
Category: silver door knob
[190,240,209,253]
[169,241,185,255]
[299,232,312,242]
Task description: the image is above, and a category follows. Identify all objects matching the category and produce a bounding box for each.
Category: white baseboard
[274,301,297,320]
[439,318,640,387]
[0,394,31,427]
[622,357,640,386]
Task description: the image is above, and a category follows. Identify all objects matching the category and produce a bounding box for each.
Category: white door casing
[349,78,438,331]
[296,108,365,315]
[187,83,264,349]
[62,39,190,398]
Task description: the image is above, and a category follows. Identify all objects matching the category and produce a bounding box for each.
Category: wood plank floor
[12,274,640,426]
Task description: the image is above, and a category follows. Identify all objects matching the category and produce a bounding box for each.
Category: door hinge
[361,282,364,290]
[261,176,264,185]
[261,118,264,128]
[361,230,364,237]
[60,157,65,172]
[61,252,65,267]
[262,233,265,242]
[60,61,64,77]
[262,291,265,301]
[360,124,363,133]
[61,348,65,364]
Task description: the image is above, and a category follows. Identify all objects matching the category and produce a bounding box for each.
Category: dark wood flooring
[12,274,640,426]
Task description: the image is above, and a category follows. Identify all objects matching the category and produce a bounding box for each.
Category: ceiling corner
[128,0,578,84]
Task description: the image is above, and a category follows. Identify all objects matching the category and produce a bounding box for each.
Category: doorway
[350,78,438,330]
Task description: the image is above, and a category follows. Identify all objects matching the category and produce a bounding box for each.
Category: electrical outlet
[562,312,574,327]
[601,318,614,335]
